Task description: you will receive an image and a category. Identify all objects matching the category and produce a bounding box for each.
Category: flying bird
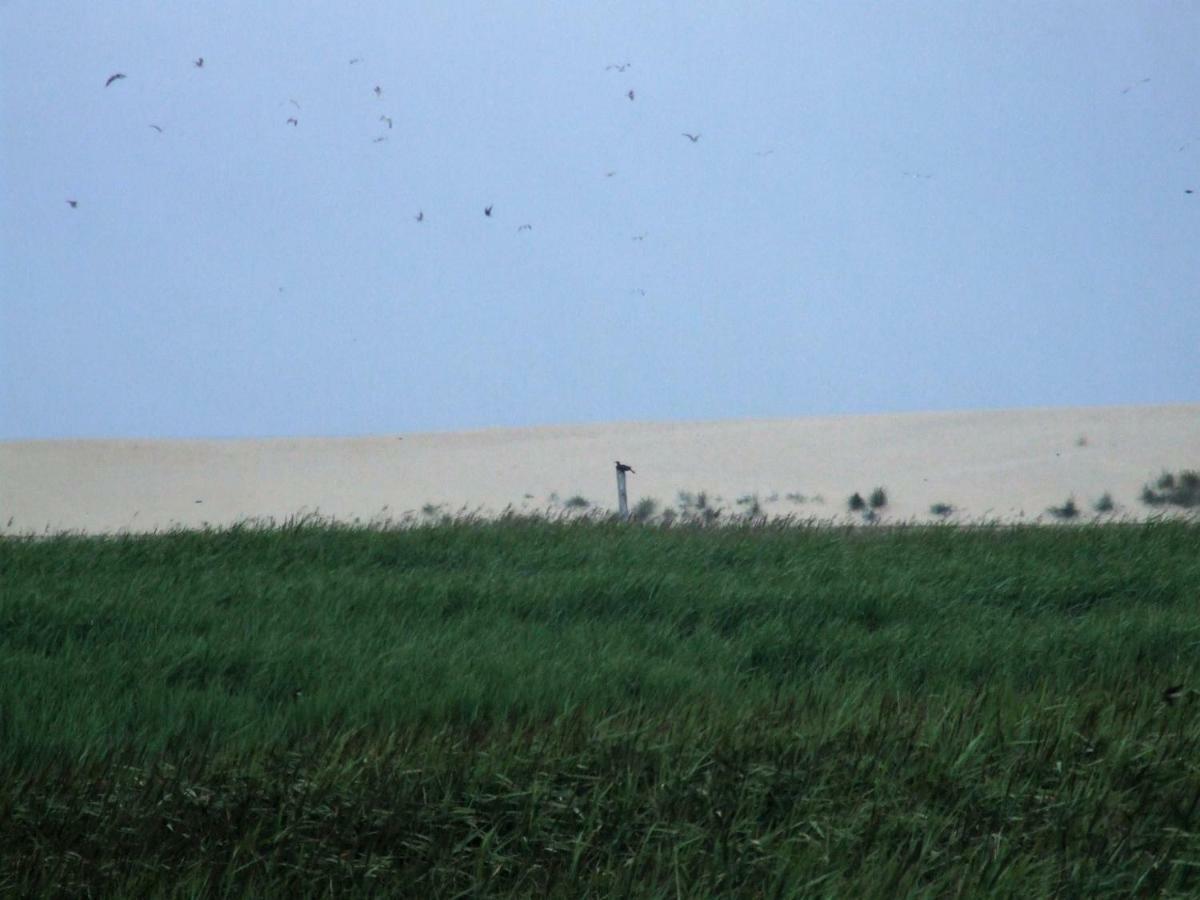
[615,461,635,474]
[484,205,493,217]
[193,57,204,68]
[605,63,631,72]
[288,99,301,109]
[371,136,388,143]
[605,170,617,177]
[349,57,362,65]
[415,211,424,222]
[1121,77,1151,94]
[373,85,382,97]
[148,124,164,133]
[105,73,126,87]
[682,132,701,142]
[286,117,299,126]
[1187,189,1195,195]
[380,115,392,128]
[66,199,78,208]
[632,233,646,241]
[517,224,532,231]
[626,89,635,101]
[903,171,934,180]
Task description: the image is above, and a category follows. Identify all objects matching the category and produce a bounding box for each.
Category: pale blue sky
[2,2,1197,439]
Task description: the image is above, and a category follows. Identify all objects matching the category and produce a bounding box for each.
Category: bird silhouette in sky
[105,73,126,87]
[606,63,631,72]
[626,89,635,101]
[682,132,701,142]
[371,136,387,143]
[1121,77,1150,94]
[632,233,646,241]
[415,211,424,222]
[1187,189,1195,195]
[193,57,204,68]
[66,199,78,208]
[349,57,362,65]
[605,170,617,177]
[484,205,493,217]
[615,461,635,474]
[148,124,164,133]
[286,117,298,126]
[380,115,392,128]
[517,224,532,231]
[288,99,301,109]
[373,85,382,97]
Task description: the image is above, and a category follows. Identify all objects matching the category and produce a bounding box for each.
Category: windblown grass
[3,516,1200,895]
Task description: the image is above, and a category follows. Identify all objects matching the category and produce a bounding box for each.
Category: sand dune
[1,404,1196,535]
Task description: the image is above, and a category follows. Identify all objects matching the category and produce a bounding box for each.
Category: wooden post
[615,461,634,519]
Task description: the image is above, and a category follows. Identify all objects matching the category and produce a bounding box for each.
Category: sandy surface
[2,405,1197,535]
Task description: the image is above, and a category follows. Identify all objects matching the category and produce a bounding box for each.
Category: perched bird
[66,199,78,208]
[1164,684,1186,705]
[615,461,635,474]
[484,205,493,217]
[148,124,164,133]
[286,117,299,126]
[105,73,126,87]
[682,132,701,142]
[415,211,424,222]
[373,85,382,97]
[606,62,631,72]
[380,115,393,128]
[517,224,532,231]
[626,89,635,101]
[193,57,204,68]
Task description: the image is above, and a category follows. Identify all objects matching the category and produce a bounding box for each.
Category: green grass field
[3,516,1200,896]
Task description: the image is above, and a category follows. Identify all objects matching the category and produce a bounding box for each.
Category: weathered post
[615,461,635,520]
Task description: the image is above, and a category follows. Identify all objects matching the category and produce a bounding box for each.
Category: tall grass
[3,517,1200,895]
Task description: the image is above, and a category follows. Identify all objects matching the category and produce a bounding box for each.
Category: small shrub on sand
[848,492,866,512]
[930,503,955,518]
[869,487,888,509]
[1141,470,1200,508]
[1094,493,1115,513]
[1047,497,1079,520]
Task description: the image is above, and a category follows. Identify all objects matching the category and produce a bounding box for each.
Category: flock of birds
[71,55,722,242]
[66,59,1197,232]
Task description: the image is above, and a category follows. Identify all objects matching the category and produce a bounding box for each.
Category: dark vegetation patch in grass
[3,518,1200,895]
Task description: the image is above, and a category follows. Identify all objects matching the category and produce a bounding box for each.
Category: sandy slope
[1,405,1197,535]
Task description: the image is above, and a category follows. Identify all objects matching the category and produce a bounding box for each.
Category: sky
[1,2,1198,440]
